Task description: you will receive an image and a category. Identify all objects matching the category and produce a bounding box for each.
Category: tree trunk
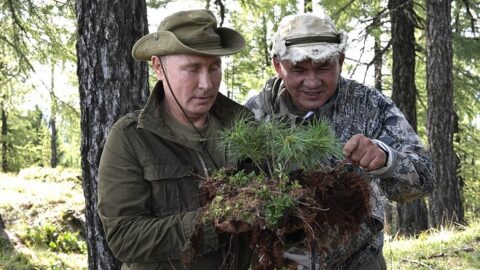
[371,14,391,231]
[50,64,58,168]
[383,202,393,235]
[426,0,464,227]
[373,38,383,92]
[50,117,58,168]
[389,0,429,236]
[76,0,149,269]
[1,101,7,172]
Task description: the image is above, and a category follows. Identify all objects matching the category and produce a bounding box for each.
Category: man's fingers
[343,134,362,157]
[344,135,388,171]
[359,151,375,169]
[215,220,251,233]
[367,154,386,171]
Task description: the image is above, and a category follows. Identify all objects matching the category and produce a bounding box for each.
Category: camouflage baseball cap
[271,12,347,63]
[132,9,245,61]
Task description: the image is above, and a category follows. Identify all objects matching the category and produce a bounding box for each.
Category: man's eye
[186,67,199,72]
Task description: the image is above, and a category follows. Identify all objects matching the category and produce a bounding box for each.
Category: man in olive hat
[98,9,253,270]
[246,12,434,269]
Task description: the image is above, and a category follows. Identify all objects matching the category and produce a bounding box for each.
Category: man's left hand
[215,220,251,234]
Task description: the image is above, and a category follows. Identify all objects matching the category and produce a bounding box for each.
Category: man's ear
[338,53,345,69]
[151,56,164,80]
[272,56,282,76]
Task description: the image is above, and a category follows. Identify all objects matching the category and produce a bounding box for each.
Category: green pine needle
[220,115,342,178]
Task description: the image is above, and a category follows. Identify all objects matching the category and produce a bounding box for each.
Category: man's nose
[198,70,213,90]
[303,71,322,89]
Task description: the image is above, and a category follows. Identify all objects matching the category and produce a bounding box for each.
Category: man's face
[152,54,222,125]
[274,54,344,112]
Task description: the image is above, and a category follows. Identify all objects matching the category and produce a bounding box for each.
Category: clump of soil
[184,164,371,269]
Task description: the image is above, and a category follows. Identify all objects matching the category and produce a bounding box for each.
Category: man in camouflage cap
[246,12,434,269]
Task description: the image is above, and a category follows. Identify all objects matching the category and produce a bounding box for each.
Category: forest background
[0,0,479,269]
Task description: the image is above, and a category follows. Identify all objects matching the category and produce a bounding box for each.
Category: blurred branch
[7,0,27,33]
[0,35,34,71]
[332,0,356,19]
[461,0,477,34]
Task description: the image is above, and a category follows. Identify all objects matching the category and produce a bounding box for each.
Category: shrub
[22,223,86,254]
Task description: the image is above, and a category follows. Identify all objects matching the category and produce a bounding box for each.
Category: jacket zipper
[195,151,209,178]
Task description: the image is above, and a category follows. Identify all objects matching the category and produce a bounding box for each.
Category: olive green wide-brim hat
[132,9,245,61]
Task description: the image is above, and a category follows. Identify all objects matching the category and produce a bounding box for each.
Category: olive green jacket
[98,82,253,270]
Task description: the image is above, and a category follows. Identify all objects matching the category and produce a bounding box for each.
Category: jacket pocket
[144,164,197,218]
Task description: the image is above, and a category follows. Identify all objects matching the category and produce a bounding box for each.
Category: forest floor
[0,168,479,270]
[0,167,87,270]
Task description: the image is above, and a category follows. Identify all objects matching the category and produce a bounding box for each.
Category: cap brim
[275,32,348,63]
[132,27,245,61]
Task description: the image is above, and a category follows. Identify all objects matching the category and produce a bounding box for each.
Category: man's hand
[215,220,251,234]
[343,134,387,171]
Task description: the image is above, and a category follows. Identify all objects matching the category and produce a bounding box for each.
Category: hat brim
[274,32,348,63]
[132,27,245,61]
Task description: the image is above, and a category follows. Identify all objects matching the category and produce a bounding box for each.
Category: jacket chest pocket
[144,164,199,218]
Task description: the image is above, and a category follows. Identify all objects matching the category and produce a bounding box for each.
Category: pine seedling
[220,115,342,179]
[192,115,371,269]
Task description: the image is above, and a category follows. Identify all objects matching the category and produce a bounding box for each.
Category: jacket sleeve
[97,125,220,263]
[373,105,435,203]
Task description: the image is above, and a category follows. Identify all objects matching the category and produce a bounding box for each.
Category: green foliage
[227,169,260,187]
[1,106,51,172]
[451,1,480,219]
[221,115,342,178]
[22,223,86,254]
[263,189,296,227]
[225,0,297,101]
[0,0,79,172]
[147,0,170,9]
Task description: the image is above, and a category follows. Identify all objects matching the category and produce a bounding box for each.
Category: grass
[384,221,480,269]
[0,167,478,269]
[0,167,87,270]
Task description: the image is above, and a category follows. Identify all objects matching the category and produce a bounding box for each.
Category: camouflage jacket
[245,76,434,269]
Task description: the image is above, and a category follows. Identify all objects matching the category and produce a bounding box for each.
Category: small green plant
[22,223,86,253]
[264,193,296,227]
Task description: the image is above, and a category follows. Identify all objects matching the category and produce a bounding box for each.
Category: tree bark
[373,38,383,92]
[426,0,464,227]
[50,64,58,168]
[389,0,429,236]
[1,101,7,172]
[76,0,149,269]
[50,117,58,168]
